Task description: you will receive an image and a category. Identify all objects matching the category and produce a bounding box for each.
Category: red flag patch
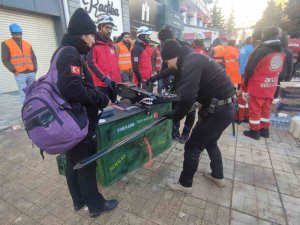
[70,66,81,75]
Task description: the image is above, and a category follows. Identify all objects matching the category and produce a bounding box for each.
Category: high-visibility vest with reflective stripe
[155,46,162,72]
[224,46,242,85]
[116,41,132,71]
[5,38,34,73]
[212,45,225,64]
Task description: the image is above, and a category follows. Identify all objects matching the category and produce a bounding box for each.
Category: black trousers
[172,100,196,137]
[65,133,105,212]
[179,103,235,187]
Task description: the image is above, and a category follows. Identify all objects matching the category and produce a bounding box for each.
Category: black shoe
[172,130,180,140]
[243,130,260,140]
[89,199,118,218]
[74,201,85,211]
[179,135,189,144]
[260,128,269,138]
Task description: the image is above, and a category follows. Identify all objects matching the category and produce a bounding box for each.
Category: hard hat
[195,32,205,40]
[9,23,22,33]
[137,26,152,36]
[97,14,115,26]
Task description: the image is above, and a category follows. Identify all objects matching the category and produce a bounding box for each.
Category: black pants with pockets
[179,103,235,187]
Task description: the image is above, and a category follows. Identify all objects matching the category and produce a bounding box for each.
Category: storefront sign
[80,0,124,37]
[129,0,160,31]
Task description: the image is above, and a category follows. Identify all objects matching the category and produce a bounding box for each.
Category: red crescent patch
[70,66,81,75]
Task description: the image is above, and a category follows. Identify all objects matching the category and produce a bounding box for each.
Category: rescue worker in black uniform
[147,28,196,144]
[55,9,118,218]
[161,40,235,191]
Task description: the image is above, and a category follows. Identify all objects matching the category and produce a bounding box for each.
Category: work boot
[179,135,189,144]
[260,128,269,138]
[243,130,260,140]
[172,128,180,140]
[167,178,192,194]
[89,199,118,218]
[204,171,226,187]
[73,200,85,211]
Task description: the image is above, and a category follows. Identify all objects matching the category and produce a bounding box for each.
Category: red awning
[183,32,212,40]
[197,11,204,19]
[180,3,188,13]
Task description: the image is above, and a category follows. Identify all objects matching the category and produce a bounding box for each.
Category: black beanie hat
[161,40,182,61]
[120,32,130,39]
[68,8,96,35]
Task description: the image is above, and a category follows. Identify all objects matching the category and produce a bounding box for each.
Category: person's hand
[14,72,19,75]
[164,111,174,119]
[146,76,156,87]
[104,77,115,90]
[242,92,249,101]
[108,100,112,106]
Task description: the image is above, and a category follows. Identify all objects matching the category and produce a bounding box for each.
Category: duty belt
[217,97,233,106]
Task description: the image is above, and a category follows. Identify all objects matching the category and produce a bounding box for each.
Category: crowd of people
[2,7,300,219]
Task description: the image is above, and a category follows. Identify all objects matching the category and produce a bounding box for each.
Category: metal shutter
[0,8,57,93]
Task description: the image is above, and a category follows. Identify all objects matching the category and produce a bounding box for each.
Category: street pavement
[0,91,22,132]
[0,121,300,225]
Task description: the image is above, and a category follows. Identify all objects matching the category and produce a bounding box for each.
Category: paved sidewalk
[0,123,300,225]
[0,91,22,131]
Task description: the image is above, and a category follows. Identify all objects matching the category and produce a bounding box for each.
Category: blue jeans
[157,79,164,94]
[14,72,35,103]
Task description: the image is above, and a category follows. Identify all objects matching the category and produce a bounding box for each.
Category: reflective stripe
[11,55,31,59]
[238,104,246,108]
[118,60,131,64]
[12,62,33,67]
[260,118,270,122]
[119,53,131,57]
[249,119,260,124]
[225,59,236,63]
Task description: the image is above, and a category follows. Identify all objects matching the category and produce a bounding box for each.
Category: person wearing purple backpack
[55,8,118,218]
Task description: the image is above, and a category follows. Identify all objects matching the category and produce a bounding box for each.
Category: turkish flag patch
[70,66,81,75]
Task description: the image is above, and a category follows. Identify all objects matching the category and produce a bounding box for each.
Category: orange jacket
[4,38,34,73]
[212,45,226,65]
[116,41,132,71]
[224,46,241,85]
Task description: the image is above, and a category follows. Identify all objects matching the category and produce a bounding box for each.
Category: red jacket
[90,34,121,87]
[248,53,285,98]
[288,38,300,64]
[194,46,209,56]
[131,39,154,84]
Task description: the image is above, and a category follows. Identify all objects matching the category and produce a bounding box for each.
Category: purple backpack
[22,47,89,156]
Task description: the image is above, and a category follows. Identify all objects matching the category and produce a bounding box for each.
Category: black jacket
[172,46,234,121]
[55,33,109,132]
[279,47,293,81]
[1,39,37,74]
[244,40,283,85]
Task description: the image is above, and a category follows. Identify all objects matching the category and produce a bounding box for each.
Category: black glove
[146,76,157,87]
[164,111,175,119]
[104,77,115,90]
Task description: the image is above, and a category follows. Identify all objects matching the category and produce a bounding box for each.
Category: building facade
[180,0,220,46]
[0,0,130,93]
[0,0,66,93]
[128,0,183,42]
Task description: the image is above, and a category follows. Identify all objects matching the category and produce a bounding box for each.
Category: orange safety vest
[5,38,34,73]
[116,41,132,71]
[212,45,226,64]
[224,46,242,85]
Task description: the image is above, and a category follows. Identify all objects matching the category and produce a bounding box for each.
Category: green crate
[56,102,172,187]
[96,119,172,187]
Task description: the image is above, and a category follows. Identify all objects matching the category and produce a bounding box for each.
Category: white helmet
[97,14,115,26]
[195,32,205,40]
[137,26,152,36]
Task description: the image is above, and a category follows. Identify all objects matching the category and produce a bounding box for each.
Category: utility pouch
[205,98,218,116]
